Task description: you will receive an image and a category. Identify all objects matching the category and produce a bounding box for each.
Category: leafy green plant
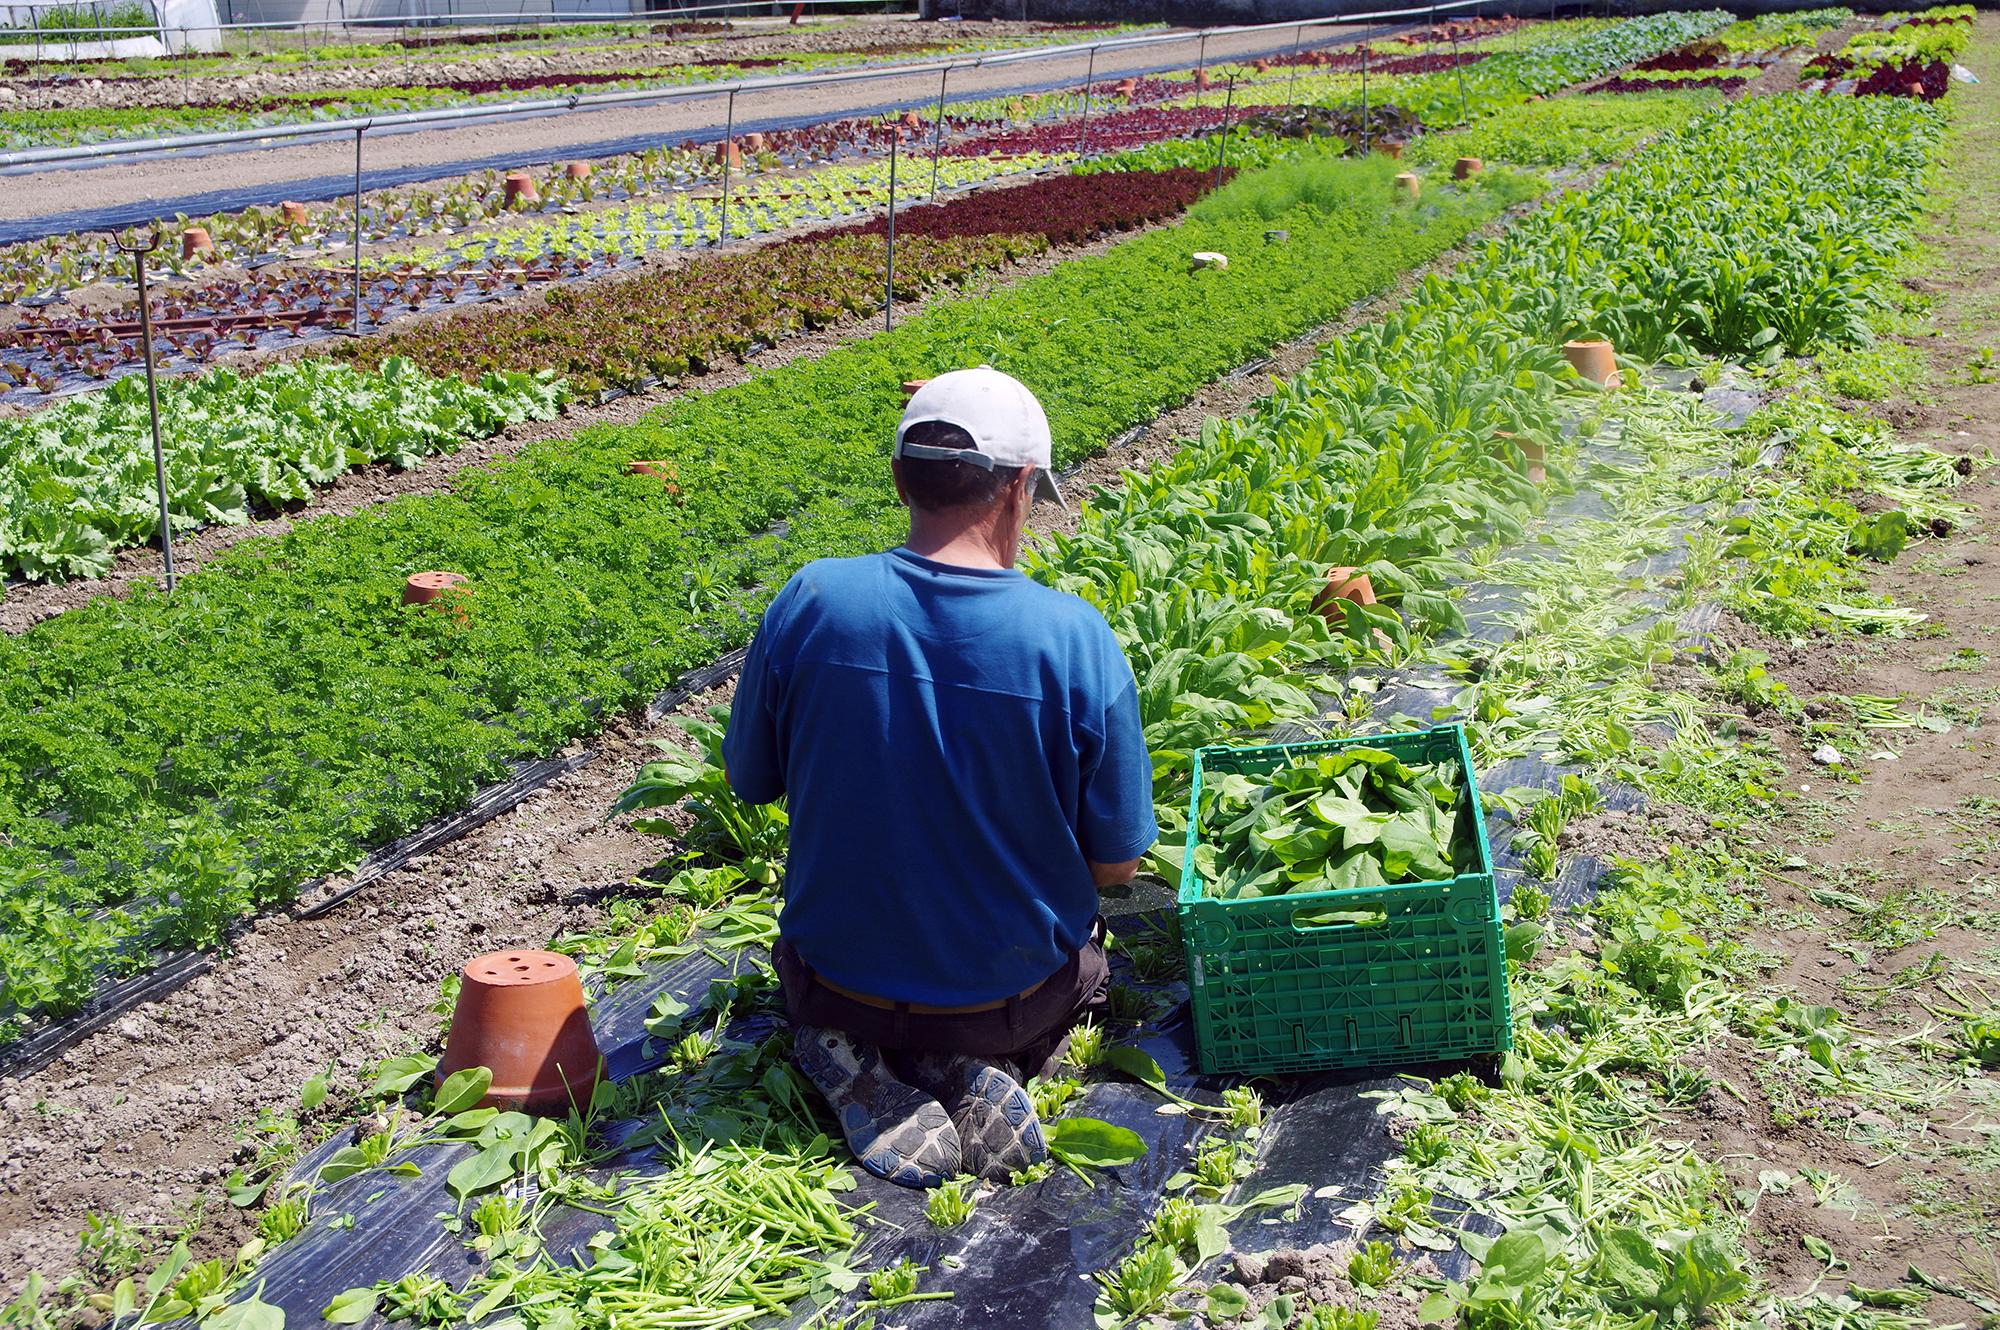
[924,1177,978,1228]
[1192,748,1471,899]
[1066,1021,1107,1068]
[611,710,789,883]
[1348,1240,1399,1291]
[1092,1242,1183,1326]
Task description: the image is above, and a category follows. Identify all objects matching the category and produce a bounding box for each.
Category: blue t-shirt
[723,547,1157,1007]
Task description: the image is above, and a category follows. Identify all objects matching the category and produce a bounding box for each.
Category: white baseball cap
[893,365,1067,509]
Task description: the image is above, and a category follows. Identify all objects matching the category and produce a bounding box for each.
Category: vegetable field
[3,6,2000,1329]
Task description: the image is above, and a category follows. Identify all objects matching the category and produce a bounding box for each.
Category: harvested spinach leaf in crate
[1193,747,1476,899]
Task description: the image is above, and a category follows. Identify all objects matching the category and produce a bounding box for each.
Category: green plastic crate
[1178,723,1511,1077]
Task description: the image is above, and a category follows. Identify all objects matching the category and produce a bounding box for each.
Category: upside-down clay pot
[901,110,923,129]
[1378,142,1405,160]
[745,131,768,152]
[403,571,473,620]
[182,227,214,258]
[564,160,591,179]
[716,139,743,170]
[1393,172,1420,200]
[1562,339,1621,388]
[1312,566,1378,621]
[280,200,309,225]
[1492,431,1545,486]
[438,950,602,1114]
[503,171,540,206]
[1454,156,1484,180]
[901,379,931,396]
[1114,77,1138,99]
[627,460,676,477]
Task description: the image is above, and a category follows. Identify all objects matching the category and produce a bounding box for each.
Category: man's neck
[905,510,1013,570]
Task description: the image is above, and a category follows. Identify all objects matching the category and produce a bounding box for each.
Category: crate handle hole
[1292,907,1388,932]
[1449,899,1492,926]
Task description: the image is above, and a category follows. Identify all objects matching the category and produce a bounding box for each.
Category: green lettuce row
[0,357,566,581]
[0,156,1535,1032]
[1026,93,1939,877]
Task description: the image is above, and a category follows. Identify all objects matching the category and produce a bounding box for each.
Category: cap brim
[1034,467,1069,511]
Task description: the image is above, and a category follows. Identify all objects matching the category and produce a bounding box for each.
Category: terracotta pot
[1313,566,1377,616]
[1906,80,1925,97]
[627,460,677,477]
[1497,431,1546,486]
[1453,156,1483,180]
[744,131,767,152]
[564,160,591,179]
[181,227,213,258]
[1527,93,1543,102]
[1378,142,1404,160]
[1114,77,1137,99]
[1193,68,1211,90]
[716,139,743,169]
[279,200,309,225]
[1393,172,1420,200]
[503,171,539,207]
[402,571,472,615]
[438,950,602,1115]
[1562,339,1621,388]
[1253,58,1269,73]
[901,379,931,396]
[901,109,922,129]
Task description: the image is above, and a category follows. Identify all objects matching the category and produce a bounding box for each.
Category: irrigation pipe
[0,0,1490,170]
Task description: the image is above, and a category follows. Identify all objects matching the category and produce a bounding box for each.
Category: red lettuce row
[796,167,1229,249]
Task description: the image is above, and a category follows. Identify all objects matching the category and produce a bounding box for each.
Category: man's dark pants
[773,919,1109,1083]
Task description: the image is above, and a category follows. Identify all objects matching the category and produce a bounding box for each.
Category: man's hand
[1088,858,1141,889]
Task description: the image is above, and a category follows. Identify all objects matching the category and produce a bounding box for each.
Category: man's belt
[815,971,1051,1015]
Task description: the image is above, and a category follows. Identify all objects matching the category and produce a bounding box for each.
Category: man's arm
[1088,858,1141,889]
[721,611,786,804]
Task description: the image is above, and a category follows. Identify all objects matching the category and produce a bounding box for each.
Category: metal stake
[883,129,898,332]
[1451,26,1468,125]
[113,230,175,593]
[719,86,737,245]
[1361,25,1370,156]
[1213,75,1235,187]
[1194,31,1206,110]
[1286,23,1303,106]
[1075,45,1095,156]
[352,125,367,333]
[928,65,947,198]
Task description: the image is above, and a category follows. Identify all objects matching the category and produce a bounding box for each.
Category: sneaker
[901,1051,1047,1183]
[791,1024,961,1188]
